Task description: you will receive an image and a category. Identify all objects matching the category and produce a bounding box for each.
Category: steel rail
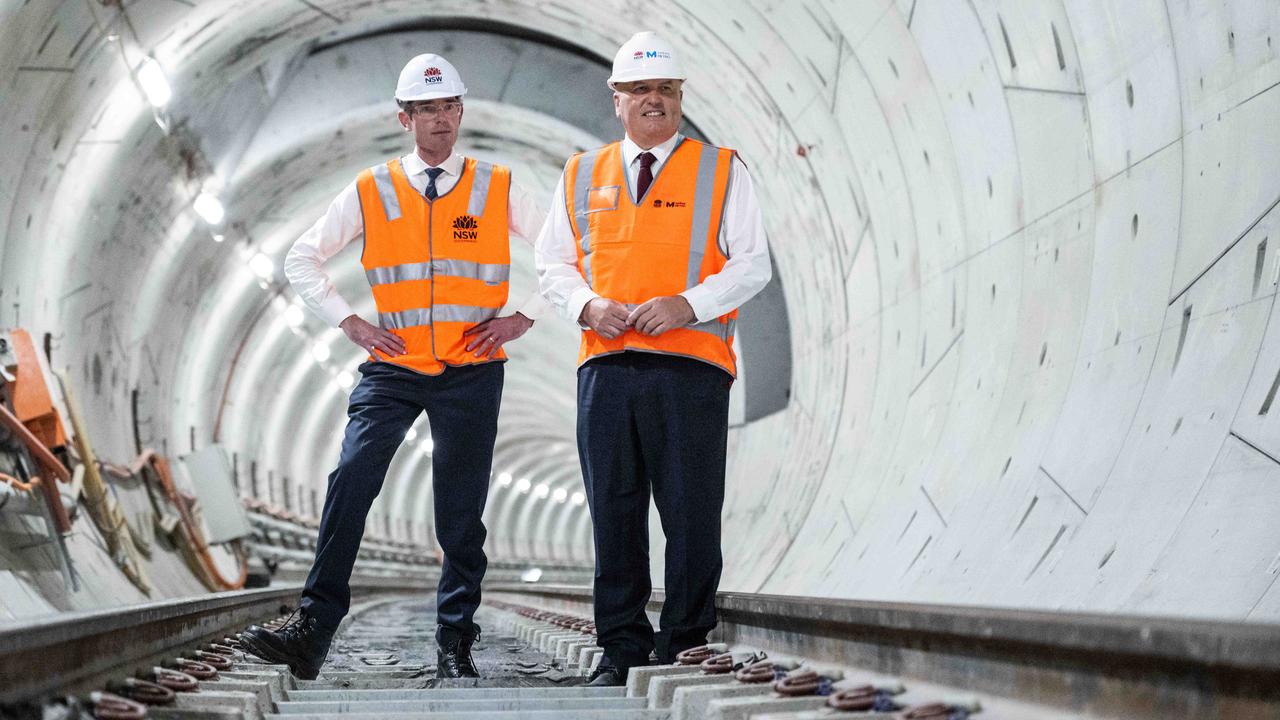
[486,583,1280,718]
[0,586,301,703]
[8,580,1279,716]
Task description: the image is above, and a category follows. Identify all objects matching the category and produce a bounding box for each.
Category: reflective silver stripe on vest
[468,162,493,217]
[572,150,602,285]
[433,258,508,284]
[379,308,431,330]
[372,163,402,222]
[367,263,429,286]
[433,304,499,323]
[379,304,499,329]
[687,144,720,289]
[366,260,509,287]
[687,317,736,341]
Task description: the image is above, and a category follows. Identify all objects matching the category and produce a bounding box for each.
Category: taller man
[536,31,772,685]
[240,54,547,680]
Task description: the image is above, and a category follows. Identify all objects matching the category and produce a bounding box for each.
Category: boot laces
[277,609,317,643]
[456,624,481,674]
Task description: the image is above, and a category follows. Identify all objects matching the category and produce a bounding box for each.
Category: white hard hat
[395,53,467,102]
[607,31,685,87]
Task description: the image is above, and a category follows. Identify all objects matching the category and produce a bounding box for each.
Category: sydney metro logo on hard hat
[424,67,443,84]
[633,50,672,60]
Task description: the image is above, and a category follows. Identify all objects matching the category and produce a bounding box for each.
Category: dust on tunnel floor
[316,597,588,687]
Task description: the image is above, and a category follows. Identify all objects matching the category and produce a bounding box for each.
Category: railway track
[3,585,1279,719]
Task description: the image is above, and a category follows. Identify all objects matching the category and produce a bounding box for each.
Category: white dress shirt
[535,133,772,326]
[285,151,550,328]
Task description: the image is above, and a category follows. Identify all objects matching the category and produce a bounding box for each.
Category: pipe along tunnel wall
[1,0,1279,622]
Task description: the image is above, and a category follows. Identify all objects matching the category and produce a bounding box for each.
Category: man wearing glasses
[240,54,547,681]
[536,32,771,686]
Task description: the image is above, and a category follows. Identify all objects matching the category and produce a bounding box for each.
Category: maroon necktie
[636,151,656,199]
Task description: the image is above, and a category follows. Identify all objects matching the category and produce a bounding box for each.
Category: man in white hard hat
[240,53,548,681]
[536,31,771,686]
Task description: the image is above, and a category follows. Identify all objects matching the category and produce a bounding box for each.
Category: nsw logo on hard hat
[452,215,479,240]
[424,67,443,84]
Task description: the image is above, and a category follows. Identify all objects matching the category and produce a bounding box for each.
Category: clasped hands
[579,295,695,339]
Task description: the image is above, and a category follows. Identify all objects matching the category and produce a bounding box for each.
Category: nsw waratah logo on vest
[452,215,479,240]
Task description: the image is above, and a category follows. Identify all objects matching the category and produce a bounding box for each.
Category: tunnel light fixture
[335,371,355,390]
[534,483,550,499]
[515,477,531,494]
[422,437,434,454]
[283,304,305,328]
[249,252,274,280]
[136,56,172,107]
[405,427,418,442]
[520,567,543,583]
[193,192,225,225]
[212,233,225,243]
[497,472,513,487]
[571,491,585,506]
[552,487,568,503]
[311,342,331,363]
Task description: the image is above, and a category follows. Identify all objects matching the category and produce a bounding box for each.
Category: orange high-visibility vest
[565,138,739,375]
[356,156,511,376]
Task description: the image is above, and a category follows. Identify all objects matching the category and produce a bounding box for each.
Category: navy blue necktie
[424,167,444,200]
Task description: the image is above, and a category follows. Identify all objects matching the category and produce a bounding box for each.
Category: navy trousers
[577,352,731,669]
[300,360,503,634]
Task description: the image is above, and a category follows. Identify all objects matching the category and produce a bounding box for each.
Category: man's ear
[613,92,622,119]
[397,110,411,131]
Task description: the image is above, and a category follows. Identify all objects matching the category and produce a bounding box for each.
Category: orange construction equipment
[357,156,512,375]
[564,138,740,375]
[7,329,68,449]
[0,329,72,532]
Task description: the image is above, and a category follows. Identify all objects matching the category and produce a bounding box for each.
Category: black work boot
[587,664,626,687]
[240,609,335,680]
[436,624,481,679]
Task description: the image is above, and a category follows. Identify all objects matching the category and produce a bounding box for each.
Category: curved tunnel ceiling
[3,0,1280,622]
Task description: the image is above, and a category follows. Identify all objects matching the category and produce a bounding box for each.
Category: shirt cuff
[320,294,357,328]
[567,287,601,329]
[679,285,717,324]
[516,290,549,321]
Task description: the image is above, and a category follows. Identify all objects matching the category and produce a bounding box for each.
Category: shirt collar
[401,151,464,177]
[622,132,683,168]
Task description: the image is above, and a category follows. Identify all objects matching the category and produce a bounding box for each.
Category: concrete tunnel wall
[2,0,1280,622]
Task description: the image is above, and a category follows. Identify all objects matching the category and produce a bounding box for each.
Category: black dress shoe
[240,610,335,680]
[586,665,626,687]
[436,624,481,679]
